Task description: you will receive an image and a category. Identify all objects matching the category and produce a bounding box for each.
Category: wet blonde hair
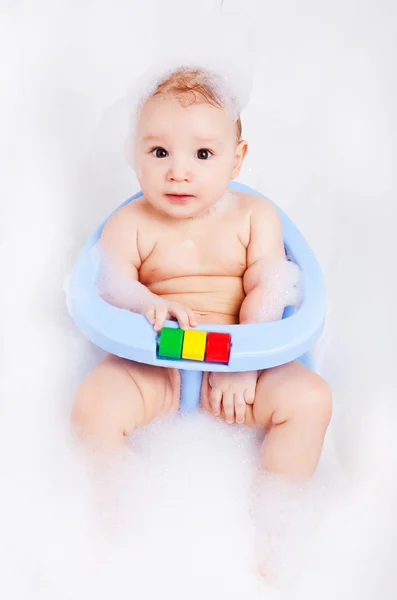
[148,66,242,142]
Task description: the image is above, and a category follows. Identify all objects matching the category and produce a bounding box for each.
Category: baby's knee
[269,370,332,431]
[71,356,180,448]
[71,392,125,451]
[71,355,142,447]
[295,374,332,428]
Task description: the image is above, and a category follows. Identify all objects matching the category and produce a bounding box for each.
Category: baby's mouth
[165,193,194,203]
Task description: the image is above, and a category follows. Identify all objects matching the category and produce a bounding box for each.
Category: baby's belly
[146,275,245,325]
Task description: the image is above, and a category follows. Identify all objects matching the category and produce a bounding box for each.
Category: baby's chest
[140,231,247,282]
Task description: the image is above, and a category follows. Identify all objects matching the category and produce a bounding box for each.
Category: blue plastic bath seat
[67,181,326,411]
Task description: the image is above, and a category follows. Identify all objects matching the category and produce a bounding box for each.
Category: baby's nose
[166,159,191,182]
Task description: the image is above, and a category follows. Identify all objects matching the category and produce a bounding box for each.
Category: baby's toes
[244,389,255,405]
[209,388,222,417]
[235,394,246,424]
[223,390,235,424]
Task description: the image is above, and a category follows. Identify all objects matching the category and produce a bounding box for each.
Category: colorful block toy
[157,327,231,364]
[158,327,184,359]
[205,332,231,363]
[182,330,207,361]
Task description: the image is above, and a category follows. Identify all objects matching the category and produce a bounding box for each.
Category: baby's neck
[192,189,237,220]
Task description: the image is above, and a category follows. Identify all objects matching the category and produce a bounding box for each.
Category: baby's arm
[239,201,286,324]
[97,208,196,331]
[97,209,155,312]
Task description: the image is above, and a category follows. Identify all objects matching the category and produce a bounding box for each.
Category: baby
[72,66,332,481]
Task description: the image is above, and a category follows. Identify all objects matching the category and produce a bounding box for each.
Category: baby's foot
[90,448,143,545]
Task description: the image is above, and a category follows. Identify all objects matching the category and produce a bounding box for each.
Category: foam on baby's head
[126,60,249,168]
[148,66,242,140]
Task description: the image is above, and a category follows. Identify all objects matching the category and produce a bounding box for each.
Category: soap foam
[2,1,396,599]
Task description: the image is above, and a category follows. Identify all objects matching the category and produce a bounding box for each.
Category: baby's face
[133,95,247,219]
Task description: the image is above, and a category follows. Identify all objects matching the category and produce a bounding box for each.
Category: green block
[158,327,184,359]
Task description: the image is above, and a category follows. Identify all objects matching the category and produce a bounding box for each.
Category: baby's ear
[231,140,248,179]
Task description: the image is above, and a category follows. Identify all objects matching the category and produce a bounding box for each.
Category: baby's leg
[71,354,180,457]
[71,355,180,534]
[253,361,332,480]
[252,362,332,582]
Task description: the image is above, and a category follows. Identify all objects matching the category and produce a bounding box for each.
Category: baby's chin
[145,189,235,220]
[150,198,217,220]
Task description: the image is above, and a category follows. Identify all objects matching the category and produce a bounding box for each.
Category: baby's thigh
[127,358,181,425]
[72,354,180,440]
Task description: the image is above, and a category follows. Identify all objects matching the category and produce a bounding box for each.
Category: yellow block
[181,330,207,361]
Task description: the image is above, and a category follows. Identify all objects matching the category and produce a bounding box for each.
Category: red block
[205,332,231,363]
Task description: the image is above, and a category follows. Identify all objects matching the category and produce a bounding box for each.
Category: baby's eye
[151,147,168,158]
[195,148,213,160]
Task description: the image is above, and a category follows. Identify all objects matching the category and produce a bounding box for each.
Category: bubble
[3,2,395,598]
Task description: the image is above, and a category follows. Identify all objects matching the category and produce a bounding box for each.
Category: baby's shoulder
[99,199,152,255]
[102,197,151,232]
[234,190,278,219]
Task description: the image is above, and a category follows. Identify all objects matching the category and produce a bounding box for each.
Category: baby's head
[130,66,248,219]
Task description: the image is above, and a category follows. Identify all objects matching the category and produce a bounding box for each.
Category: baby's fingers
[235,393,246,424]
[153,305,168,332]
[187,307,197,328]
[209,387,222,417]
[145,306,155,325]
[171,305,191,330]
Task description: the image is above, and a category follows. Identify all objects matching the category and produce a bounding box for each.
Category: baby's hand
[208,371,259,424]
[145,298,197,332]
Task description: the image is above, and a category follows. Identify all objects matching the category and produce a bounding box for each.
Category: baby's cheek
[137,157,159,178]
[137,162,152,181]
